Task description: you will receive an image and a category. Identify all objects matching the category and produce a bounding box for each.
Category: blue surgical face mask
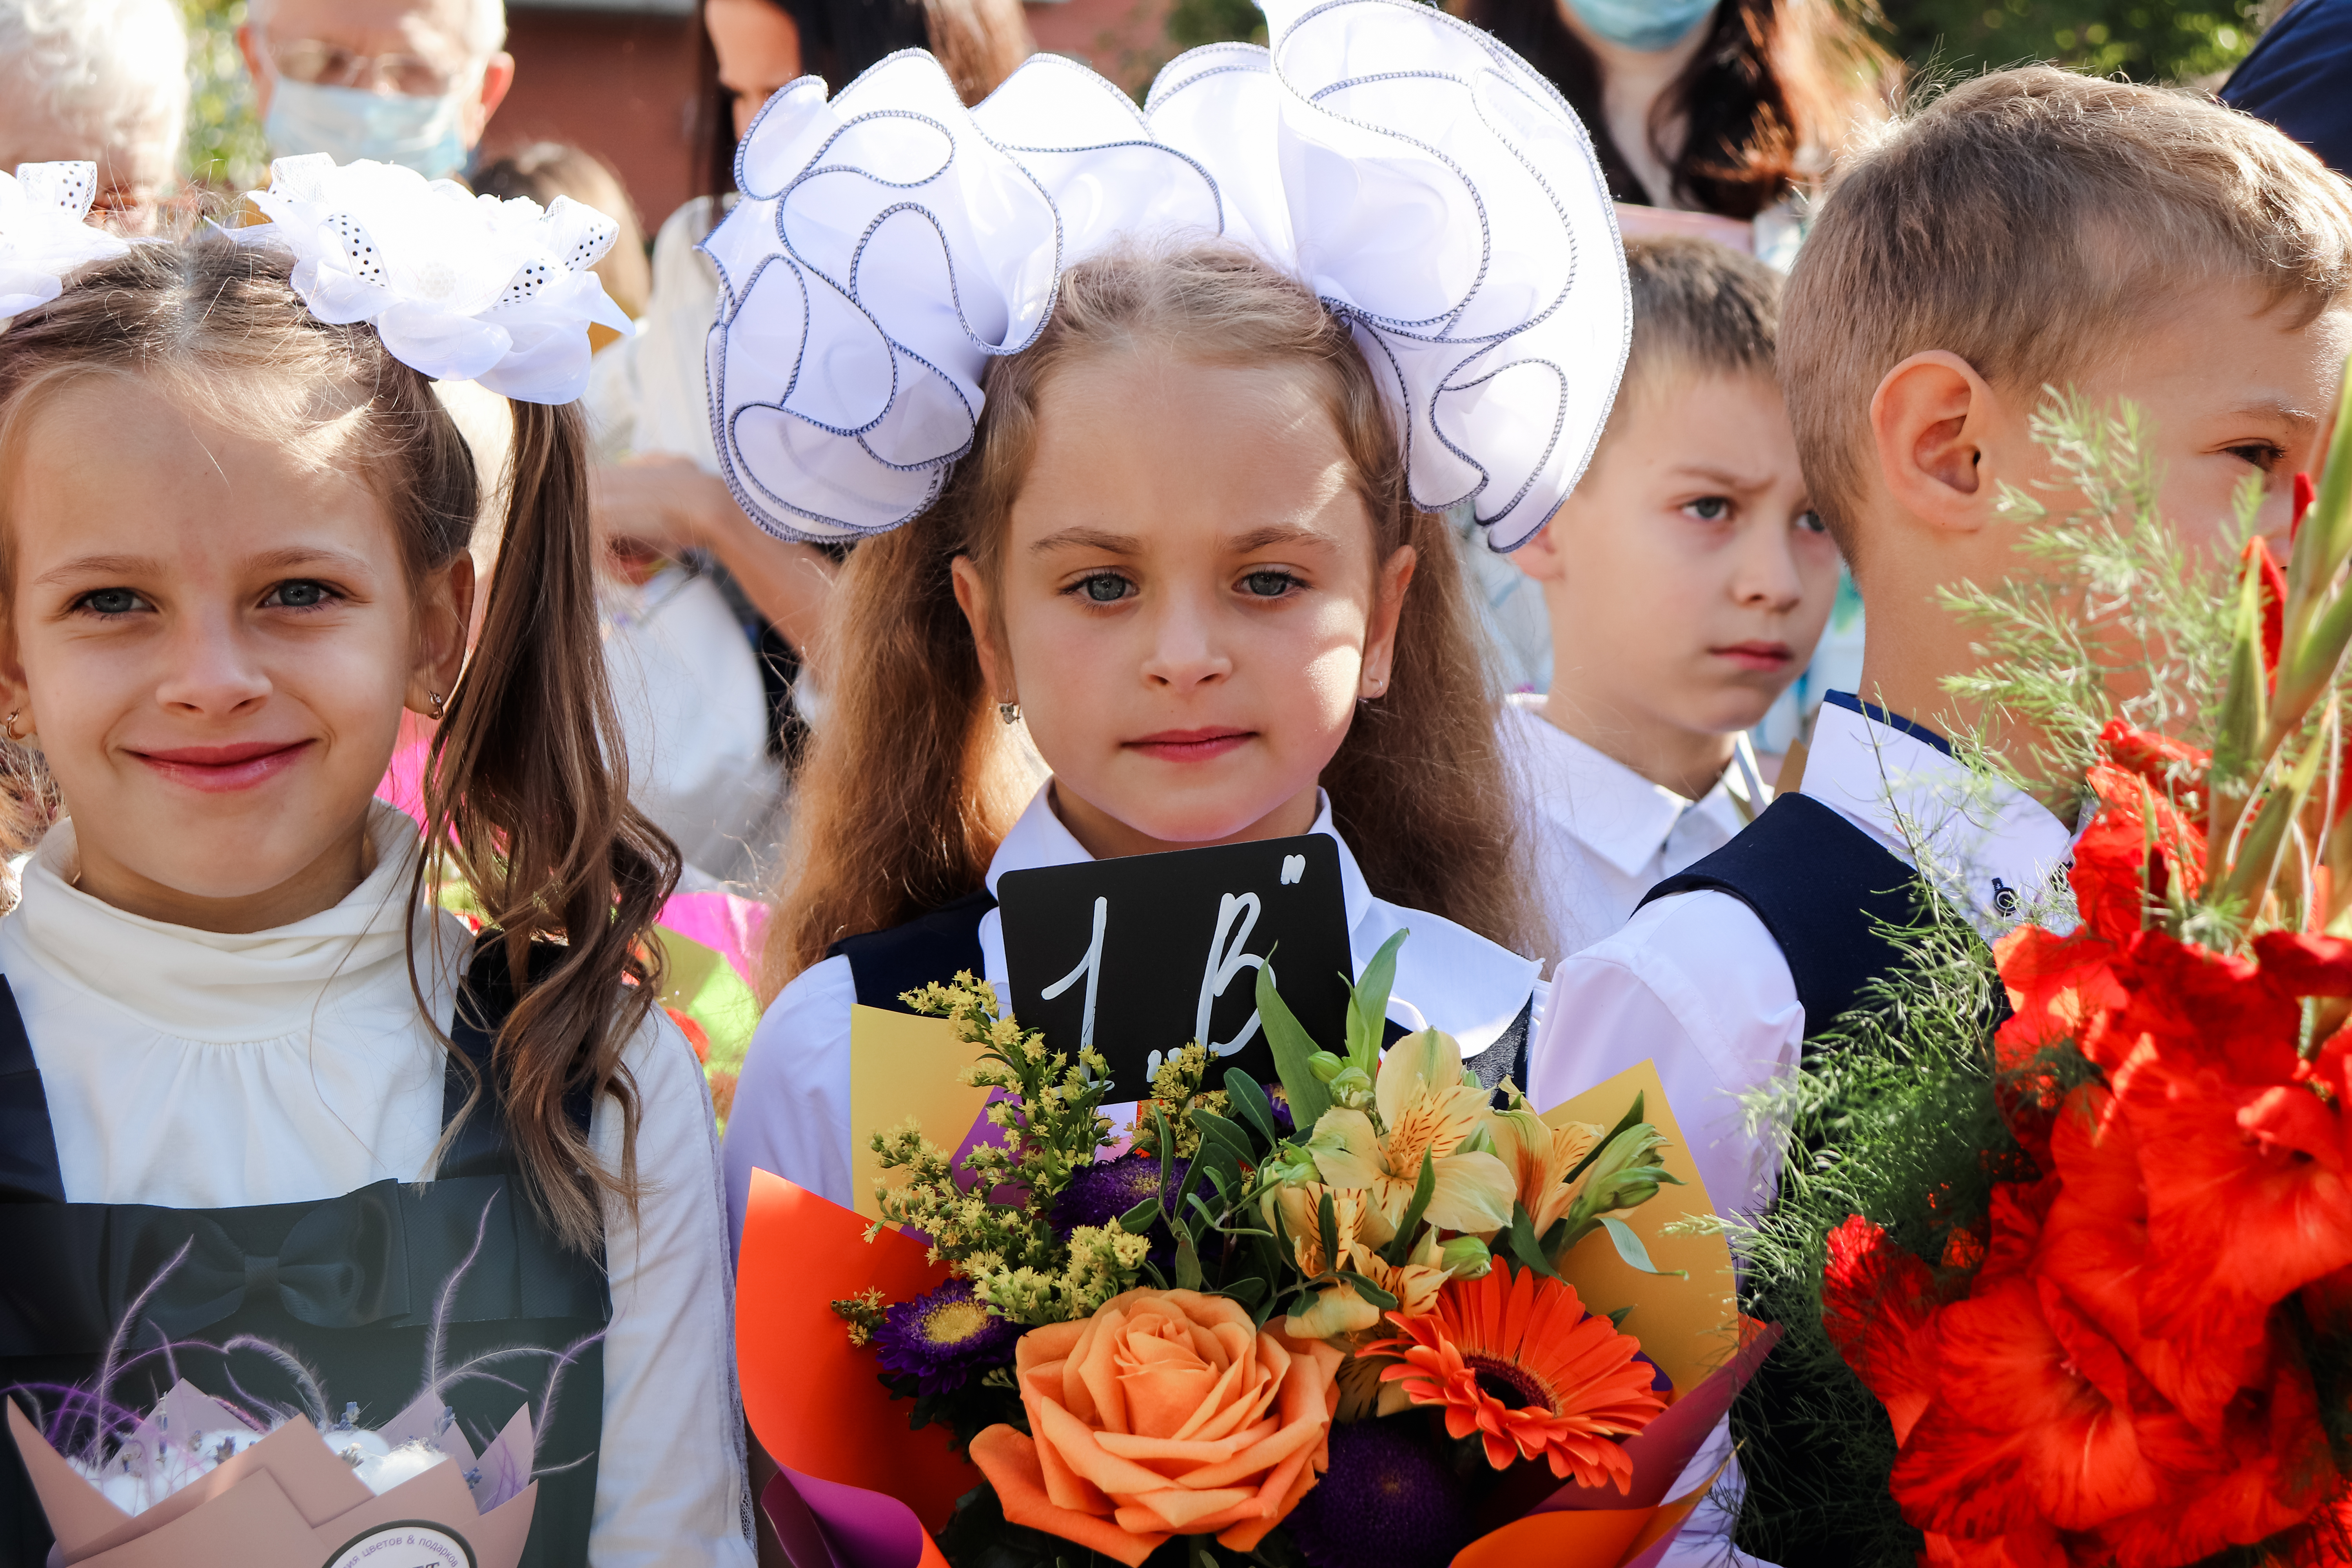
[1561,0,1716,53]
[263,78,471,178]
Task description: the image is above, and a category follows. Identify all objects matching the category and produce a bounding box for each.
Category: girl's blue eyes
[1067,571,1304,603]
[77,587,145,616]
[72,581,339,617]
[266,580,333,609]
[1686,497,1730,521]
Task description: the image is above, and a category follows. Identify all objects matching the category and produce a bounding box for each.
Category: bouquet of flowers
[1736,378,2352,1564]
[737,936,1774,1568]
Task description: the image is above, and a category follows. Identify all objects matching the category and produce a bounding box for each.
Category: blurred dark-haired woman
[1457,0,1895,261]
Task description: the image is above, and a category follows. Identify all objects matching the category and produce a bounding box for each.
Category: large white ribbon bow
[702,0,1628,550]
[244,154,636,406]
[0,162,133,326]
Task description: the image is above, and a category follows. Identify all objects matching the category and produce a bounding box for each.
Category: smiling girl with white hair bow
[0,158,752,1568]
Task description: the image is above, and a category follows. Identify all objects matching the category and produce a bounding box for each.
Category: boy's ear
[949,555,1011,703]
[1870,351,2002,532]
[405,554,475,718]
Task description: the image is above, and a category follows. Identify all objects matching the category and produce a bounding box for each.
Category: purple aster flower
[1288,1417,1471,1568]
[871,1280,1020,1396]
[1050,1152,1187,1238]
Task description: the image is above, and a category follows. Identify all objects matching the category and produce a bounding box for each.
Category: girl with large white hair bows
[717,0,1629,1285]
[0,159,752,1568]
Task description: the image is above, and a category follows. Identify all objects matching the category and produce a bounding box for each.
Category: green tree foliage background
[181,0,267,190]
[1158,0,2276,84]
[1884,0,2270,84]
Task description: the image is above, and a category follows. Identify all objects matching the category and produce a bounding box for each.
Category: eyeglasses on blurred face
[267,37,458,98]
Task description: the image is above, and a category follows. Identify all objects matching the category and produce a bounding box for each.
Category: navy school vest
[0,933,610,1568]
[1637,791,1958,1567]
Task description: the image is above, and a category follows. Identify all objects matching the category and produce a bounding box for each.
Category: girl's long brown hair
[0,240,679,1254]
[765,237,1543,996]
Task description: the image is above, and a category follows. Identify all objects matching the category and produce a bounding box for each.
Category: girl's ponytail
[422,397,682,1254]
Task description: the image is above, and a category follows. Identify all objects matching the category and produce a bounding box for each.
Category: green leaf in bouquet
[1599,1215,1685,1278]
[1334,1269,1399,1312]
[1222,1068,1282,1147]
[1379,1149,1438,1269]
[2278,353,2352,683]
[1344,927,1408,1070]
[1255,951,1333,1131]
[2216,720,2331,913]
[1606,1304,1635,1330]
[1175,1227,1205,1290]
[1191,1107,1258,1167]
[1505,1201,1564,1283]
[2210,537,2270,793]
[1118,1196,1161,1234]
[1564,1091,1646,1186]
[1219,1275,1268,1309]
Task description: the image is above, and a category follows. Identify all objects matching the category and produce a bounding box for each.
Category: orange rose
[969,1288,1343,1568]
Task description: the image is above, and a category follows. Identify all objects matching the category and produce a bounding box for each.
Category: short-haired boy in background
[1508,236,1837,961]
[1537,68,2352,1566]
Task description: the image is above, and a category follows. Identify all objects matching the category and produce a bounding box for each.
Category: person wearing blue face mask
[236,0,514,180]
[1459,0,1893,265]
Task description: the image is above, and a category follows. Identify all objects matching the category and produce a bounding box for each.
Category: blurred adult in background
[475,140,784,887]
[1456,0,1893,263]
[0,0,188,229]
[236,0,513,179]
[584,0,1031,781]
[2223,0,2352,176]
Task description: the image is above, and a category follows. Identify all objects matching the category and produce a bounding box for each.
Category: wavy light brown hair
[764,237,1542,995]
[0,239,680,1253]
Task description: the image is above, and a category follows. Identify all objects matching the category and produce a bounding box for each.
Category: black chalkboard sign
[998,835,1353,1096]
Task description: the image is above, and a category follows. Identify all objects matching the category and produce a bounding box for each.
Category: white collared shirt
[1530,693,2077,1219]
[1502,697,1753,966]
[721,782,1545,1250]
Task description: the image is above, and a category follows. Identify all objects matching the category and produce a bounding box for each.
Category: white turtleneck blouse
[0,803,755,1567]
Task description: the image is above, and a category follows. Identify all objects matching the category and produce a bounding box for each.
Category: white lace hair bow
[0,162,133,327]
[241,155,635,406]
[701,0,1628,550]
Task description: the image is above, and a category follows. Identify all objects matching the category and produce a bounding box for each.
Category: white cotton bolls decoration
[0,161,133,326]
[702,0,1627,550]
[244,154,637,405]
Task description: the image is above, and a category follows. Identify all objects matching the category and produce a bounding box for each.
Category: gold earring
[2,712,19,741]
[428,690,446,721]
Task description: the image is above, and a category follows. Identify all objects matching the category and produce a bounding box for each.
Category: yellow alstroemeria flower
[1488,1106,1604,1237]
[1306,1027,1515,1234]
[1269,1182,1453,1340]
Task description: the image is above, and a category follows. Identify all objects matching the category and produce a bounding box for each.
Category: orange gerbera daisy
[1360,1265,1666,1491]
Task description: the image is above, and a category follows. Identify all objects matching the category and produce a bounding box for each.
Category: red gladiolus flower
[1822,1216,1947,1445]
[2033,1085,2268,1430]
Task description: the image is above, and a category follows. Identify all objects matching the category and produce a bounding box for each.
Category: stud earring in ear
[429,691,446,722]
[999,701,1022,726]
